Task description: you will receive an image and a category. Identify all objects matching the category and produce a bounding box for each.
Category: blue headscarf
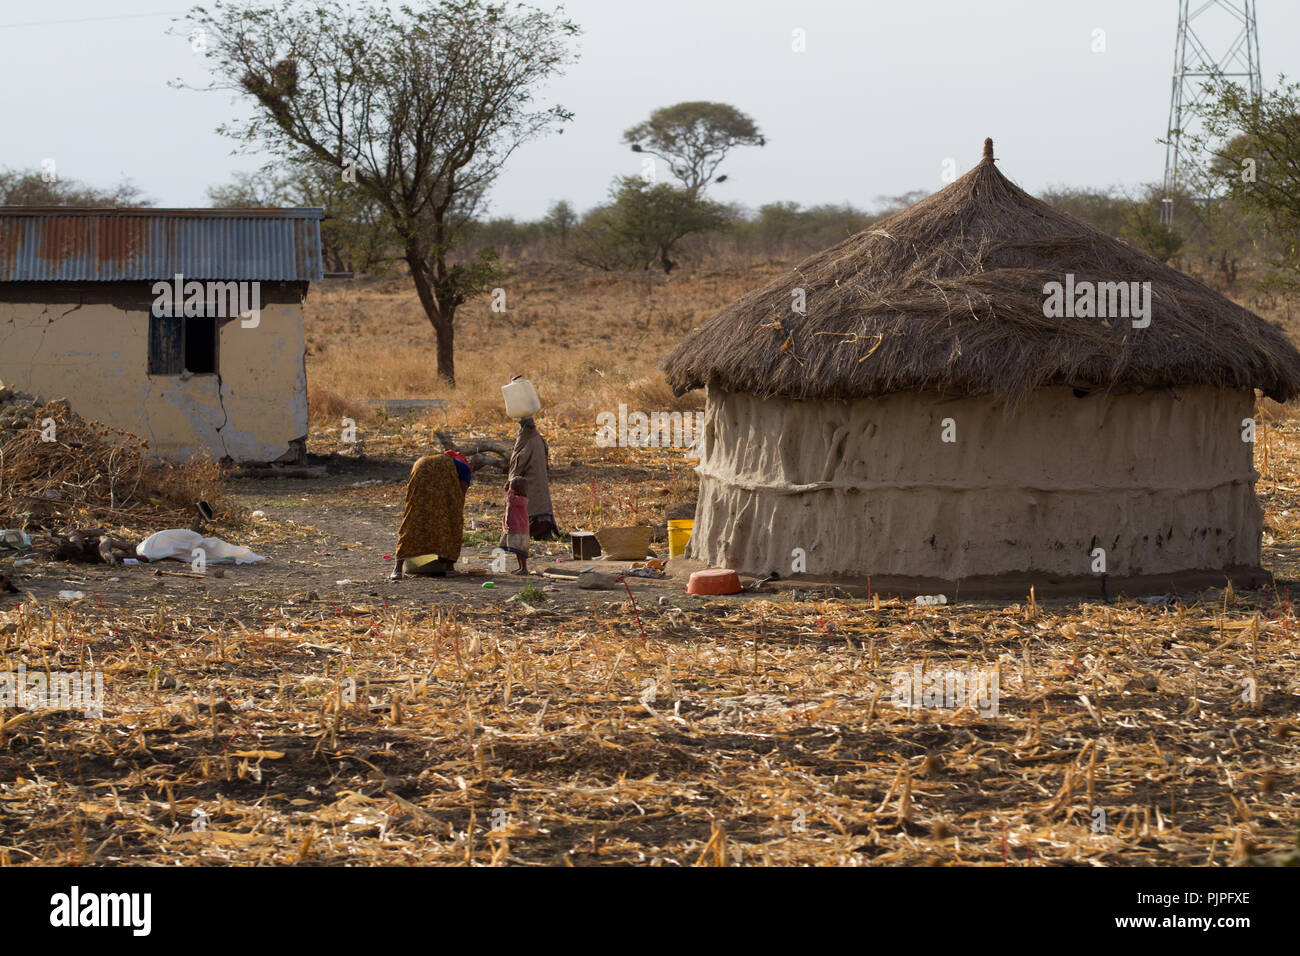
[446,450,473,486]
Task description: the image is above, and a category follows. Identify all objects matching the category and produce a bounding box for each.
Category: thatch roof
[663,139,1300,405]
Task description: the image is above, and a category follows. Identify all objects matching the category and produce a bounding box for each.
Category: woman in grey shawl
[504,417,559,540]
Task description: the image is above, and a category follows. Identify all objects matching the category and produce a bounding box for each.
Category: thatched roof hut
[663,140,1300,595]
[667,139,1300,405]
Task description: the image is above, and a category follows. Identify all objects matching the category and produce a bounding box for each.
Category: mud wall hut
[663,141,1300,594]
[0,207,323,463]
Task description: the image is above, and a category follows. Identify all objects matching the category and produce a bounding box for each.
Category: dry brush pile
[0,385,235,537]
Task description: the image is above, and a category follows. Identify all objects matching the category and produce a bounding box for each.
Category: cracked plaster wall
[0,294,308,462]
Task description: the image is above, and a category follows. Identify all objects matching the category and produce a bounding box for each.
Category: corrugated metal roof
[0,207,324,281]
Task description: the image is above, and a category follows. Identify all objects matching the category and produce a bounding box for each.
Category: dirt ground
[6,434,692,613]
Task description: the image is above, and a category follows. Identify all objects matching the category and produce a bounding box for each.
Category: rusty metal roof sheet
[0,207,324,281]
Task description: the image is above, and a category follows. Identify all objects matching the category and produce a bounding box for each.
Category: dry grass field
[1,261,1299,866]
[303,260,729,432]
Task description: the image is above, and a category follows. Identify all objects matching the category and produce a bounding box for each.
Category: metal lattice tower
[1161,0,1262,222]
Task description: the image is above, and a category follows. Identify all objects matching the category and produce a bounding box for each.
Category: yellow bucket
[667,519,694,558]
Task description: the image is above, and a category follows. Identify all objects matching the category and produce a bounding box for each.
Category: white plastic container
[502,378,540,419]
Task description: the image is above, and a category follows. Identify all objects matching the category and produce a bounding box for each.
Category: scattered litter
[623,558,666,579]
[791,586,850,600]
[1137,594,1174,606]
[482,582,495,589]
[577,569,620,590]
[350,479,383,486]
[336,580,354,585]
[57,590,85,600]
[623,566,665,579]
[914,594,948,606]
[137,529,266,565]
[13,558,34,568]
[251,510,267,519]
[121,558,139,566]
[0,529,31,550]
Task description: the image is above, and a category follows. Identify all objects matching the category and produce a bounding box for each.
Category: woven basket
[596,525,653,560]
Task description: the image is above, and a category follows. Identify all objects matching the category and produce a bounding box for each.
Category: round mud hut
[663,139,1300,596]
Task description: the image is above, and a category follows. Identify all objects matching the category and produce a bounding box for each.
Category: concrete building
[0,207,323,463]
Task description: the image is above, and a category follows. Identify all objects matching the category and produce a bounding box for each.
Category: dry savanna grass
[303,261,771,433]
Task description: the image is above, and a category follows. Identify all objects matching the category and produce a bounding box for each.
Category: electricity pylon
[1160,0,1262,223]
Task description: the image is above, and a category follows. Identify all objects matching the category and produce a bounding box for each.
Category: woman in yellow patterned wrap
[390,453,466,580]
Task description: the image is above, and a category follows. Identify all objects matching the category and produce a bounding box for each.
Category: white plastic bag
[137,529,266,565]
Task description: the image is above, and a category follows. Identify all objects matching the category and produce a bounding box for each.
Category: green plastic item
[482,582,495,589]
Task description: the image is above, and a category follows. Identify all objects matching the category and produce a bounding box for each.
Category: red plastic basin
[687,568,742,595]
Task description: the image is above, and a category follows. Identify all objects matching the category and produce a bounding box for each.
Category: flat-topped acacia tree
[623,102,764,196]
[185,0,579,383]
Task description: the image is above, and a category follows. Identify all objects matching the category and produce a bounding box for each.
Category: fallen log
[436,431,512,456]
[229,466,328,480]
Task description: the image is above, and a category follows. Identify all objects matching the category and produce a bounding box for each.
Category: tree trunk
[659,246,676,274]
[407,251,456,384]
[324,246,347,274]
[434,310,455,382]
[1220,252,1238,289]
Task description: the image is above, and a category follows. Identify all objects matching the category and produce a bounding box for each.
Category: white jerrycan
[502,378,540,419]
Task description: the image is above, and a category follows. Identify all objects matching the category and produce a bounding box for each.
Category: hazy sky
[3,0,1297,218]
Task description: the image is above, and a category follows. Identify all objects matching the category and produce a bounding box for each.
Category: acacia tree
[1120,189,1186,266]
[1181,76,1300,288]
[185,0,579,382]
[572,177,729,274]
[207,167,395,275]
[0,168,149,206]
[543,199,577,244]
[623,102,764,195]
